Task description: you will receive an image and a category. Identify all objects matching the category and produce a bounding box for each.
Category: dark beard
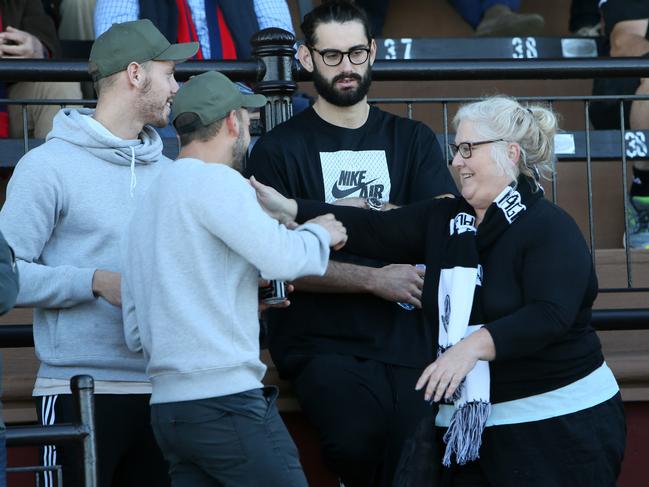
[313,66,372,107]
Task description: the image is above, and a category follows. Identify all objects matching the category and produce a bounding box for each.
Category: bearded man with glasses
[245,2,457,486]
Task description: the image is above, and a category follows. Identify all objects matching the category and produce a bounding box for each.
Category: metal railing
[2,56,649,82]
[5,375,98,487]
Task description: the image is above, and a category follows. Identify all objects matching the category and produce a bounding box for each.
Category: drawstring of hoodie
[129,146,137,197]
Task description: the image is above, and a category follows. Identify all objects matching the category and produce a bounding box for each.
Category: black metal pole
[251,28,298,131]
[71,375,97,487]
[0,59,261,82]
[1,57,649,82]
[296,57,649,81]
[0,324,35,347]
[5,424,88,446]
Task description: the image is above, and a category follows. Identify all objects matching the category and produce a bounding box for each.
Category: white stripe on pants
[40,395,58,487]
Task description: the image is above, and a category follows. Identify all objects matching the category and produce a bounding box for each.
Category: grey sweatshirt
[0,108,171,382]
[121,158,330,404]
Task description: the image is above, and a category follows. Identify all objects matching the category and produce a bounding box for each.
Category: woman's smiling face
[451,120,516,219]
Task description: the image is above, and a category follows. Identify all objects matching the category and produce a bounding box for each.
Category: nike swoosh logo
[331,178,378,199]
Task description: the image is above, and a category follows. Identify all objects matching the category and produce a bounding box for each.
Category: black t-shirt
[297,195,604,403]
[601,0,649,38]
[245,106,458,375]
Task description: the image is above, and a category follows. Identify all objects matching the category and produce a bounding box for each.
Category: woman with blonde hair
[252,96,626,486]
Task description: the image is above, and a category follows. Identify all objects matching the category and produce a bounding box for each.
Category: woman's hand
[415,328,496,402]
[249,176,298,225]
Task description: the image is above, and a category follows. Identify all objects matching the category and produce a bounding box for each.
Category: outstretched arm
[251,176,426,305]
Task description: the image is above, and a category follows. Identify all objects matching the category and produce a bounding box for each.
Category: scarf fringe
[442,400,491,467]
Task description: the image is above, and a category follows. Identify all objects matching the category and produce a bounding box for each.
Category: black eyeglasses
[309,46,371,66]
[448,139,505,160]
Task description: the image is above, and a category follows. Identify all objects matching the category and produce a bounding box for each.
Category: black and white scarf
[438,175,542,466]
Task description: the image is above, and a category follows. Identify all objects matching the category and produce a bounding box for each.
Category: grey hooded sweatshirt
[0,108,171,382]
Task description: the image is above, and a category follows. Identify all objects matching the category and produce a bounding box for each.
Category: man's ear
[369,38,377,66]
[225,110,239,137]
[297,44,314,73]
[126,62,146,89]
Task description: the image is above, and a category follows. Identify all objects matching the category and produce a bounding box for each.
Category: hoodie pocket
[53,299,130,360]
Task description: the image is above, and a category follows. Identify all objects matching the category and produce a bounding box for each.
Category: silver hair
[453,96,558,183]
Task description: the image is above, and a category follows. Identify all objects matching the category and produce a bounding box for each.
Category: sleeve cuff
[297,222,331,247]
[71,267,98,303]
[483,323,511,361]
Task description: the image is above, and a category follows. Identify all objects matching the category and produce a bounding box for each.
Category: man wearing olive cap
[120,70,348,487]
[0,19,197,487]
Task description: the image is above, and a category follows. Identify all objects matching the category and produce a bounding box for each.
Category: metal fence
[4,375,97,487]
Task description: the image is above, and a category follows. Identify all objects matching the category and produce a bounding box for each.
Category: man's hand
[92,270,121,307]
[258,278,295,314]
[0,26,46,59]
[368,264,425,308]
[249,176,297,225]
[307,214,347,250]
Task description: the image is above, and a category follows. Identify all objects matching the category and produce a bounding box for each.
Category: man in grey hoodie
[0,19,198,487]
[121,70,347,487]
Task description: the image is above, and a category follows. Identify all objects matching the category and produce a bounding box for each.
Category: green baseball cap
[89,19,199,81]
[172,71,267,134]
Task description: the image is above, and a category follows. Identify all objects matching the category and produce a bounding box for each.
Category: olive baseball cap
[171,71,267,134]
[89,19,199,81]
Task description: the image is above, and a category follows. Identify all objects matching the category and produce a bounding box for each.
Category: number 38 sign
[512,37,538,59]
